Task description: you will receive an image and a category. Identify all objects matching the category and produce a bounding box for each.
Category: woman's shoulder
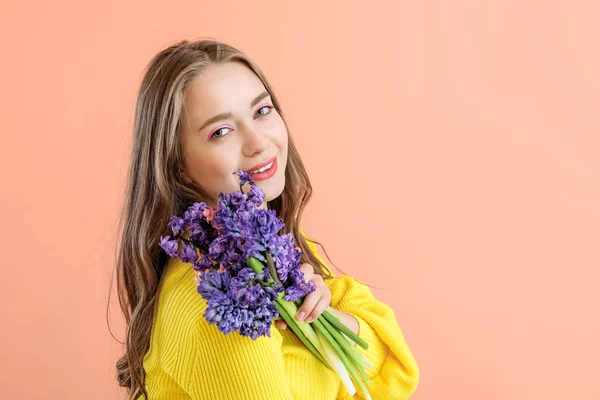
[152,257,285,357]
[154,257,208,334]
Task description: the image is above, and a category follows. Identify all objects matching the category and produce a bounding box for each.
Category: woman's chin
[258,176,285,203]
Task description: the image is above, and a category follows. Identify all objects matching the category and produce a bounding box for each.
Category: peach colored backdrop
[1,1,598,399]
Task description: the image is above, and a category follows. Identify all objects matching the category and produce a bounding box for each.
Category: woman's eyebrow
[250,91,270,108]
[196,91,270,132]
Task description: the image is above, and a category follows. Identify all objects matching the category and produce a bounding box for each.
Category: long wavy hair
[108,38,354,400]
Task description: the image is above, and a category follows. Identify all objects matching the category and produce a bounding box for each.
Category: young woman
[114,39,420,399]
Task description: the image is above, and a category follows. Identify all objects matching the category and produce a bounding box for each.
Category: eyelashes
[206,104,274,141]
[207,126,232,140]
[255,104,273,117]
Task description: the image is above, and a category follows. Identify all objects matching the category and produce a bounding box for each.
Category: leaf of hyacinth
[247,256,267,274]
[266,251,283,286]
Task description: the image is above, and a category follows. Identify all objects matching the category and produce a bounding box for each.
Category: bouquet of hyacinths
[158,169,374,399]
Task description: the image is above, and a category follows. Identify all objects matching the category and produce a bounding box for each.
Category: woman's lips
[248,157,277,181]
[245,156,277,174]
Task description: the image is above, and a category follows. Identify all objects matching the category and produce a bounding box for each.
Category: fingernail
[306,316,313,323]
[297,311,305,321]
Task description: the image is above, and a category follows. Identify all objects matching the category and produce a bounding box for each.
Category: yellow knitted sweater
[140,234,420,399]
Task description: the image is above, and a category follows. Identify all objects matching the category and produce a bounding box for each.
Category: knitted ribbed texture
[140,233,420,399]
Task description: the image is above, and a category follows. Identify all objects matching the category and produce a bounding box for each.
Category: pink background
[1,1,598,399]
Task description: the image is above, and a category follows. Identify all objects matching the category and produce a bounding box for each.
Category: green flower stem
[275,295,330,362]
[247,257,330,367]
[274,300,330,368]
[322,308,369,350]
[265,252,283,287]
[319,315,371,387]
[311,318,365,394]
[317,317,372,400]
[293,298,368,351]
[325,308,341,321]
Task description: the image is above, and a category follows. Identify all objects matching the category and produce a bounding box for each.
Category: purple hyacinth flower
[184,202,209,222]
[167,215,186,236]
[193,255,215,272]
[245,183,265,208]
[233,169,255,187]
[179,244,198,263]
[159,235,179,258]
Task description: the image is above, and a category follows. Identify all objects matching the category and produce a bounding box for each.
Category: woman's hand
[274,263,332,330]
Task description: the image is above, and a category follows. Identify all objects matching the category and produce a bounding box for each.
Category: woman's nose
[241,124,269,157]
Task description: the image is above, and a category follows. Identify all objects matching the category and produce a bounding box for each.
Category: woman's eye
[255,105,273,117]
[210,127,232,140]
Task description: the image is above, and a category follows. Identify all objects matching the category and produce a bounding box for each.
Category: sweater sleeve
[304,235,420,399]
[157,265,296,400]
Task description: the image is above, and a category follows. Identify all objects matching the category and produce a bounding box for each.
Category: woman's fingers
[280,263,332,324]
[305,295,331,323]
[296,290,320,321]
[275,320,287,329]
[296,273,331,322]
[296,263,317,321]
[299,263,314,283]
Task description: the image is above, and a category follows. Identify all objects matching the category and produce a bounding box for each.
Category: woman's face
[180,62,288,207]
